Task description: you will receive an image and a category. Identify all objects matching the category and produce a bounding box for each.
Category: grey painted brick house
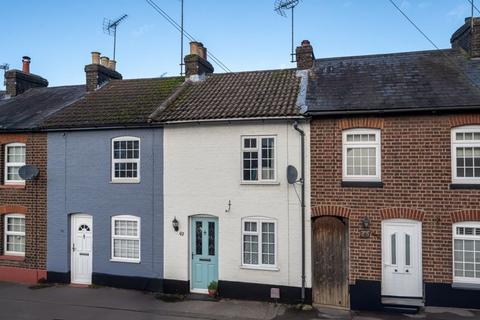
[43,54,184,289]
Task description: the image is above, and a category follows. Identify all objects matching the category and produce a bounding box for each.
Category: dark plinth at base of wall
[350,280,382,311]
[425,283,480,309]
[218,280,312,304]
[92,273,163,292]
[163,279,190,295]
[47,271,70,284]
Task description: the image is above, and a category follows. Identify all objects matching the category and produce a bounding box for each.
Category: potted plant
[208,281,218,297]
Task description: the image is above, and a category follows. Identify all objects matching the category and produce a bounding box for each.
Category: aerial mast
[274,0,301,63]
[103,14,129,61]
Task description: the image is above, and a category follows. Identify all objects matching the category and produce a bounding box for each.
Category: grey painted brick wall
[47,128,163,279]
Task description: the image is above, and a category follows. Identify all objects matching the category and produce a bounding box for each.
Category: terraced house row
[1,17,480,311]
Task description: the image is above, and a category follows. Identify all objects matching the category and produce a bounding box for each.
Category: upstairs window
[342,129,381,182]
[111,137,140,183]
[453,222,480,284]
[452,126,480,184]
[4,143,26,185]
[4,214,25,256]
[242,217,277,269]
[242,136,276,183]
[111,215,140,263]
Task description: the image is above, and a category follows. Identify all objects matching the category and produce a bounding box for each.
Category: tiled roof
[43,77,184,129]
[306,49,480,114]
[0,85,85,130]
[149,69,302,122]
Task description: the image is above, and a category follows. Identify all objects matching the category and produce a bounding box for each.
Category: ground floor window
[4,214,25,256]
[453,222,480,283]
[111,215,140,263]
[242,217,276,268]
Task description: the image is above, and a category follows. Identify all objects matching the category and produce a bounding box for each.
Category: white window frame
[452,221,480,284]
[4,214,25,256]
[4,143,26,185]
[111,215,141,263]
[111,136,140,184]
[342,128,381,182]
[241,217,278,270]
[451,126,480,184]
[241,136,277,184]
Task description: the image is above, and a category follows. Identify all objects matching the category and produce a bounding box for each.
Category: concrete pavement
[0,282,479,320]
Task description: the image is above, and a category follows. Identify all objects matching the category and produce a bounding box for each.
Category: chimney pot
[190,42,206,59]
[91,52,101,64]
[22,56,31,74]
[100,56,110,67]
[108,60,117,71]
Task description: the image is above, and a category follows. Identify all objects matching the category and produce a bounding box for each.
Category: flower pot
[208,289,217,297]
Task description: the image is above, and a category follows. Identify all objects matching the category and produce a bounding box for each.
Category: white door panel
[382,220,422,297]
[71,214,93,285]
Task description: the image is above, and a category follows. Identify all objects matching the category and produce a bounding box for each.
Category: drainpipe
[293,121,306,303]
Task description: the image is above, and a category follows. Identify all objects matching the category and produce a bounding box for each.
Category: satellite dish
[18,165,39,180]
[287,165,298,184]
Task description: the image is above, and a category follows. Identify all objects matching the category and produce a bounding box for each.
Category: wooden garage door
[312,216,349,308]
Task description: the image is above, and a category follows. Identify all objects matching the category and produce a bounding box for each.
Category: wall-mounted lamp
[361,216,370,229]
[172,217,179,232]
[359,216,371,239]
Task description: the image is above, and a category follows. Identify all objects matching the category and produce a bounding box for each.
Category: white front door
[382,220,422,297]
[71,214,93,285]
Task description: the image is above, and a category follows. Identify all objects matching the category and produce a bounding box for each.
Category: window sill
[240,181,280,186]
[341,181,384,188]
[452,282,480,290]
[0,255,25,262]
[110,180,140,184]
[240,265,279,272]
[449,183,480,190]
[110,258,141,264]
[0,184,26,189]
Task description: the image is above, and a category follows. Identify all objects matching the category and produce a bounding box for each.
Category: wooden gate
[312,216,349,308]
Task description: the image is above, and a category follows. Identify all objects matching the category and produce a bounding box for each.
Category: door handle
[72,243,76,252]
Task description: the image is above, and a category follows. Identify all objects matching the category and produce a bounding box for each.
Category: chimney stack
[451,17,480,58]
[295,40,315,70]
[22,56,31,74]
[85,52,122,92]
[184,41,214,80]
[5,56,48,97]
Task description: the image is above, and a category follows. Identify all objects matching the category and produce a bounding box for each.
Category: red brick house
[299,18,480,310]
[0,57,84,283]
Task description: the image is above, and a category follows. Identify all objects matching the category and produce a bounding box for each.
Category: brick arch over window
[311,206,351,218]
[380,208,424,221]
[450,210,480,223]
[0,205,27,215]
[449,114,480,128]
[339,118,384,130]
[0,135,28,145]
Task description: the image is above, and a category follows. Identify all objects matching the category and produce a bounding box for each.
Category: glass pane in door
[196,221,202,255]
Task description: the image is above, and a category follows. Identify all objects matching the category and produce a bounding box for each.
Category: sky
[0,0,477,88]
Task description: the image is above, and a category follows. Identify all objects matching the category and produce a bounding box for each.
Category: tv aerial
[103,14,128,61]
[274,0,301,63]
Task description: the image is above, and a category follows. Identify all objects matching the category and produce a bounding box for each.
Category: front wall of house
[47,129,163,287]
[163,121,311,302]
[0,133,47,283]
[310,114,480,309]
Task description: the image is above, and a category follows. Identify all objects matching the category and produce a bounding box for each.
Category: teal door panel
[191,217,218,290]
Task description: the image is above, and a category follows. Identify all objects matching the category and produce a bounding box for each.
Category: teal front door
[191,217,218,292]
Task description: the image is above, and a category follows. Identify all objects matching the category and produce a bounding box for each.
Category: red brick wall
[0,133,47,276]
[310,113,480,285]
